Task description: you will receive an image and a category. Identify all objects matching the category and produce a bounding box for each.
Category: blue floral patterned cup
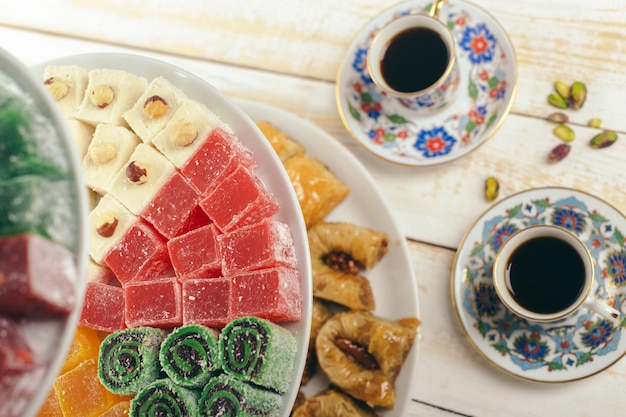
[366,0,460,115]
[493,225,621,324]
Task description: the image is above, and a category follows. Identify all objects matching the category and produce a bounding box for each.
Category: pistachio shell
[554,81,571,99]
[485,176,499,202]
[589,130,618,149]
[548,93,569,109]
[569,81,587,109]
[547,112,569,124]
[548,143,571,162]
[553,124,575,142]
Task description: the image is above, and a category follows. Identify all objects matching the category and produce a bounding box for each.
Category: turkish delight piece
[182,277,231,328]
[231,267,302,322]
[180,127,256,195]
[66,118,95,159]
[124,277,183,328]
[218,218,297,276]
[168,223,221,281]
[82,124,140,194]
[123,76,187,144]
[109,143,176,216]
[59,326,102,375]
[0,176,79,251]
[88,193,138,265]
[104,220,171,286]
[141,171,201,239]
[152,99,231,168]
[199,164,279,232]
[99,400,131,417]
[0,234,76,317]
[53,358,129,417]
[42,65,90,119]
[79,282,126,333]
[75,68,148,126]
[36,389,63,417]
[175,205,211,238]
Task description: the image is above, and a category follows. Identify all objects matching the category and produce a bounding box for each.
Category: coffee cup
[492,225,621,323]
[366,0,460,114]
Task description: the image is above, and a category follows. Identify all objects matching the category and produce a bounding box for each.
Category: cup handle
[429,0,446,18]
[584,297,622,325]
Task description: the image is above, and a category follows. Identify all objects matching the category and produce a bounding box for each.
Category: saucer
[336,0,517,166]
[452,187,626,382]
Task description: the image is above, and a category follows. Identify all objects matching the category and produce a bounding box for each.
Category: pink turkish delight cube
[182,277,230,328]
[230,267,302,322]
[79,282,126,332]
[124,277,183,328]
[180,127,256,195]
[0,233,76,317]
[141,171,202,239]
[218,218,297,277]
[199,164,279,232]
[167,223,221,280]
[104,220,172,286]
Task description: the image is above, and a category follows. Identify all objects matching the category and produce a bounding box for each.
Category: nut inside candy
[96,212,119,237]
[126,161,148,184]
[43,77,69,100]
[143,95,168,119]
[169,119,198,147]
[89,143,117,164]
[90,85,115,109]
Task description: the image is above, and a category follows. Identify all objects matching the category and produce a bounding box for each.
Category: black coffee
[380,27,449,93]
[505,236,585,315]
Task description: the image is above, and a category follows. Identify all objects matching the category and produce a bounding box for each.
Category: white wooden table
[3,0,626,415]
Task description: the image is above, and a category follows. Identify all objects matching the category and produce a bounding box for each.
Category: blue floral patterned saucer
[452,187,626,382]
[336,0,517,166]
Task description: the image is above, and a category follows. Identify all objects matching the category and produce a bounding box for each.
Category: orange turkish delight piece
[35,389,62,417]
[60,326,101,375]
[99,400,130,417]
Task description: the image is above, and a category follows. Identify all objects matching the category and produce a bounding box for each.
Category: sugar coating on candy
[98,327,167,396]
[55,357,128,417]
[123,76,187,144]
[218,218,298,277]
[152,99,232,168]
[82,124,141,195]
[231,266,302,323]
[124,277,183,328]
[89,193,138,265]
[98,400,131,417]
[180,127,257,195]
[75,69,148,126]
[130,378,198,417]
[159,324,220,388]
[79,282,126,332]
[43,65,90,119]
[167,223,222,280]
[141,171,202,239]
[0,233,76,317]
[109,143,177,216]
[104,220,171,286]
[199,164,279,232]
[219,316,297,393]
[198,373,282,417]
[182,277,231,328]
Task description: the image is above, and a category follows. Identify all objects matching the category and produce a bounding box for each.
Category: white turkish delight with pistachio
[123,76,187,144]
[88,193,138,264]
[42,65,89,118]
[82,123,141,195]
[151,98,232,168]
[109,142,176,215]
[75,69,148,126]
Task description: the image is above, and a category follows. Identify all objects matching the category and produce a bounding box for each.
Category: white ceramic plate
[32,53,312,416]
[236,99,421,416]
[0,48,89,417]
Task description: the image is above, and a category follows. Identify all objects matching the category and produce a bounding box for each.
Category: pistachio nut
[548,93,569,109]
[554,81,571,99]
[553,124,575,142]
[587,118,602,128]
[589,130,618,149]
[548,143,571,162]
[484,176,499,202]
[569,81,587,109]
[547,112,569,124]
